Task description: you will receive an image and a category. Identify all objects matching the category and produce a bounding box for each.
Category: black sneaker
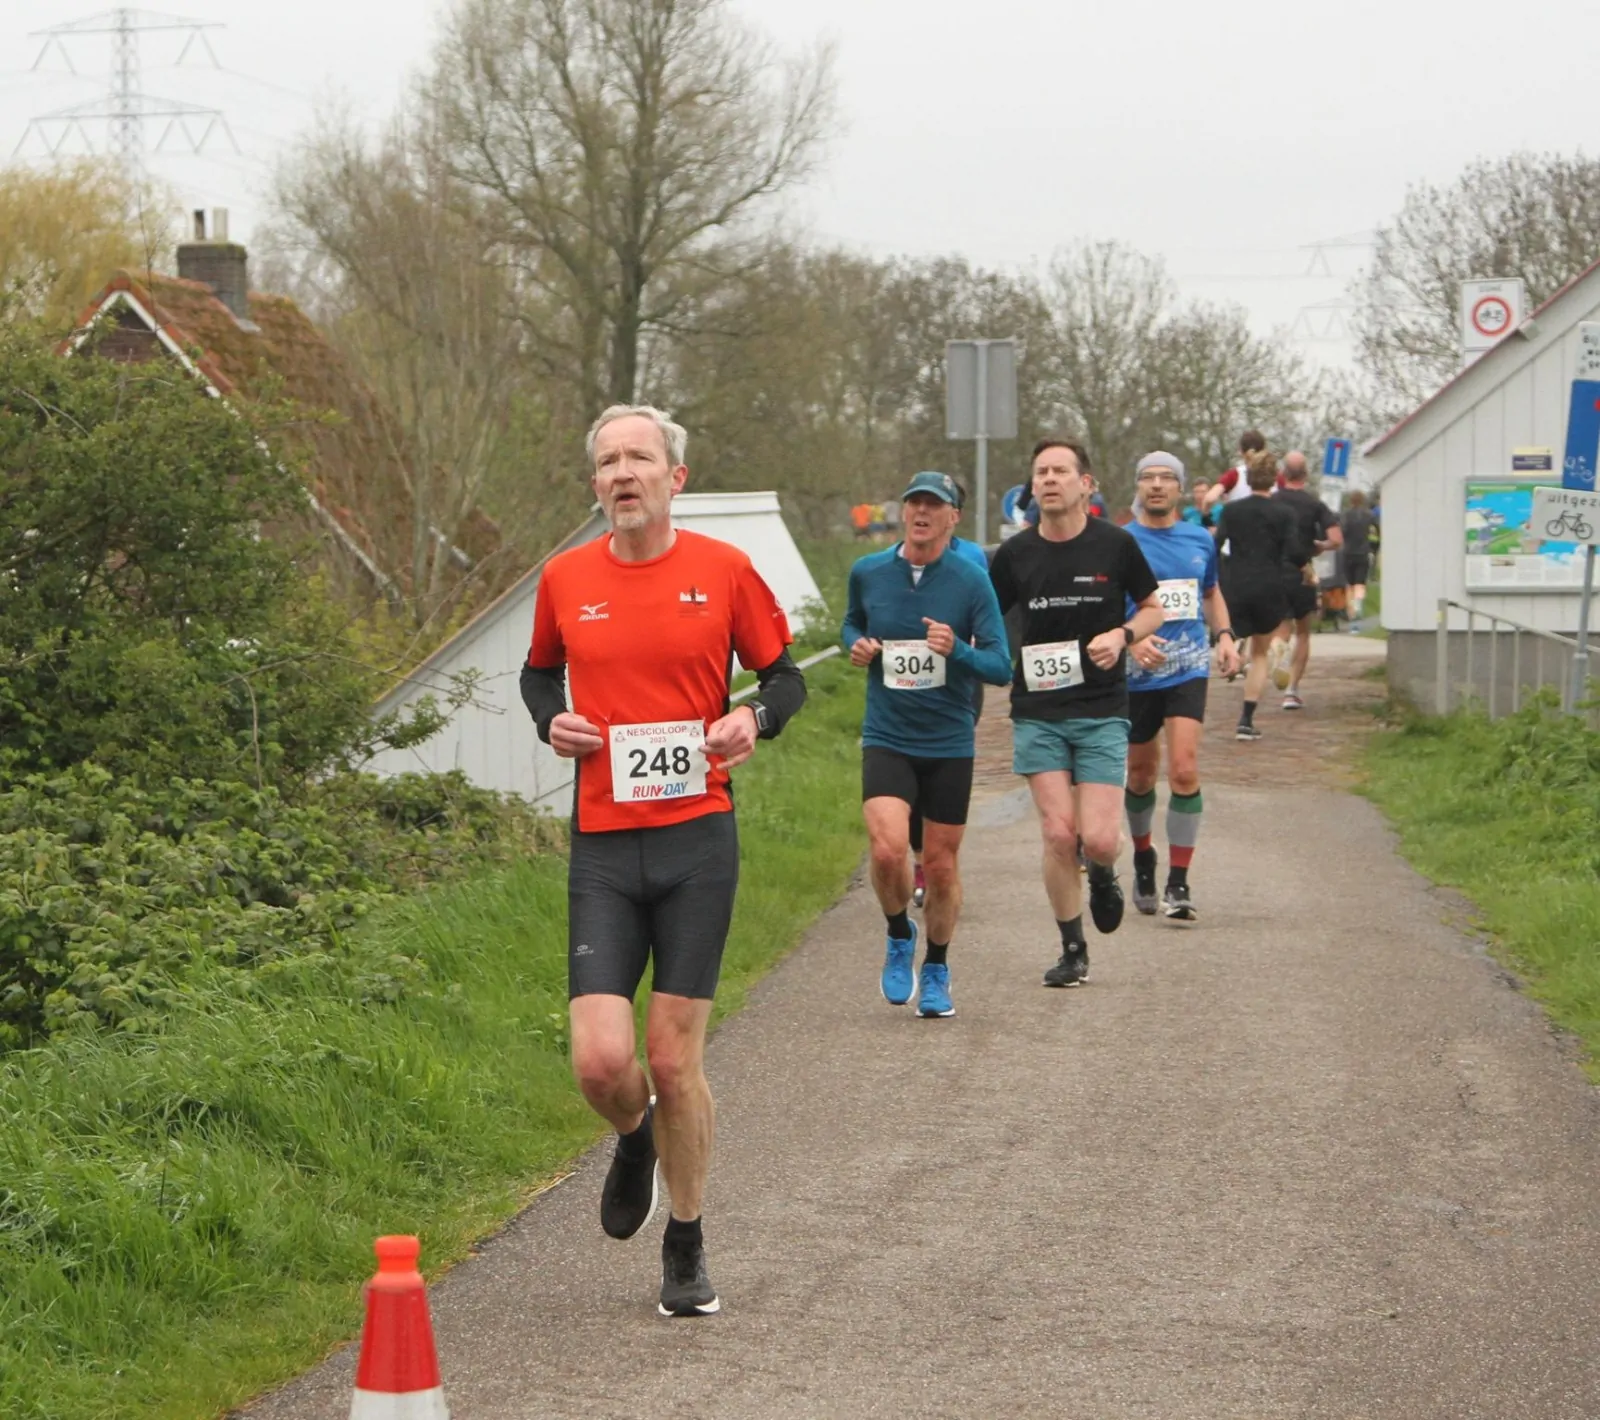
[600,1101,659,1241]
[1132,852,1158,916]
[659,1239,721,1317]
[1043,943,1089,988]
[1235,722,1263,741]
[1087,865,1124,935]
[1162,882,1197,921]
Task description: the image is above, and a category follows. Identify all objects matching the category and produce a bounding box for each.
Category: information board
[1464,479,1590,591]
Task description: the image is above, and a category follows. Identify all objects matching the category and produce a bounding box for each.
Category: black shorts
[1283,579,1318,621]
[1345,554,1370,586]
[1225,578,1290,639]
[567,810,739,1001]
[1127,678,1209,745]
[861,746,974,826]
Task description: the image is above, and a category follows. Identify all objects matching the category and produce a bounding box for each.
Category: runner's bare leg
[646,993,715,1221]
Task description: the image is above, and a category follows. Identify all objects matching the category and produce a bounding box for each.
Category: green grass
[0,655,866,1420]
[1363,697,1600,1076]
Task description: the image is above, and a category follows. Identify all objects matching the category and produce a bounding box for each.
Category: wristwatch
[1120,625,1135,646]
[749,700,773,736]
[1213,627,1237,645]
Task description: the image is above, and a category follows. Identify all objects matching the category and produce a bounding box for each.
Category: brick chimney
[177,208,252,324]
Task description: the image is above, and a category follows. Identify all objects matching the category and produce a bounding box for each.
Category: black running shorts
[861,747,974,826]
[567,810,739,1001]
[1283,578,1318,621]
[1127,677,1208,745]
[1224,578,1290,639]
[1344,553,1370,586]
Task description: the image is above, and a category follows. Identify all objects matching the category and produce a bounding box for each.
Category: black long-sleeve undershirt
[519,648,807,745]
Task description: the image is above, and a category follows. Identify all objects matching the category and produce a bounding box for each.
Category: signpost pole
[975,340,990,545]
[1572,546,1596,712]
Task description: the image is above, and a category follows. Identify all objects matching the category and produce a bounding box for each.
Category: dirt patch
[973,636,1388,794]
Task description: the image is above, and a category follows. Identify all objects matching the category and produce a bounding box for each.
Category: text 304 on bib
[881,639,947,690]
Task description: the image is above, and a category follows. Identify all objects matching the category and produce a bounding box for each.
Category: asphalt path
[246,637,1600,1419]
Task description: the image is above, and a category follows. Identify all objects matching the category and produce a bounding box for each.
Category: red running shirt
[528,529,792,833]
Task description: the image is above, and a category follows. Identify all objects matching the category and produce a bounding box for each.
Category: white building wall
[1375,279,1600,633]
[363,493,821,808]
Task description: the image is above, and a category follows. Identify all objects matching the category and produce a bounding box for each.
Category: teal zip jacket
[841,543,1012,757]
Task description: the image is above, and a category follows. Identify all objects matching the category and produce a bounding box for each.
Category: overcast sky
[5,0,1600,369]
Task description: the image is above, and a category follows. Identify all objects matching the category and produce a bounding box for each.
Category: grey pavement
[248,644,1600,1419]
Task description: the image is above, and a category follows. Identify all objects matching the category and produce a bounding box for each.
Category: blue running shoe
[880,919,917,1005]
[916,961,954,1017]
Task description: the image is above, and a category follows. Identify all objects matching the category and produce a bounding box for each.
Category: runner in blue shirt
[1123,452,1241,922]
[842,471,1011,1018]
[911,486,988,908]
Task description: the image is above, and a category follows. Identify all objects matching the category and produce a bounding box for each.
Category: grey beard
[610,506,649,532]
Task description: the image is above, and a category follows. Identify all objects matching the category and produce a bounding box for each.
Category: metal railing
[1434,598,1593,719]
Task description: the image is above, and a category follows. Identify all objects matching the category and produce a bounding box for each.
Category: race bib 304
[881,639,947,691]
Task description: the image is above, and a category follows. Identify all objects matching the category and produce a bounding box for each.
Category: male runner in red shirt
[521,404,806,1317]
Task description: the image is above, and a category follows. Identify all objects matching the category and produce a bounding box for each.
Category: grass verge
[1363,696,1600,1077]
[0,655,866,1420]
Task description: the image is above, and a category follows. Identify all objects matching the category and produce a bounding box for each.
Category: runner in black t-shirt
[1268,451,1343,709]
[989,438,1164,988]
[1213,451,1307,741]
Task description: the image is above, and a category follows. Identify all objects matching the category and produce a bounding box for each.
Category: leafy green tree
[0,320,438,790]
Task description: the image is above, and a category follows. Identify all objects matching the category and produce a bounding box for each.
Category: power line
[16,8,238,169]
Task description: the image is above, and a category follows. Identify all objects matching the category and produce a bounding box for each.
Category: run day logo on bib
[609,720,708,803]
[881,639,946,690]
[1021,641,1084,693]
[1157,578,1200,622]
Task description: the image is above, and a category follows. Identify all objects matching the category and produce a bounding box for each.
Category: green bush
[0,766,561,1047]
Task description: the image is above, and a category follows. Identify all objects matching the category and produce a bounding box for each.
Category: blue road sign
[1323,437,1351,480]
[1561,380,1600,490]
[1001,483,1027,524]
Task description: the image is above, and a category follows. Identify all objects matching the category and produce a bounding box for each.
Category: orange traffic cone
[349,1235,449,1419]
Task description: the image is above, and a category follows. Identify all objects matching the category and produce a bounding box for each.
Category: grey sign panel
[945,339,1018,440]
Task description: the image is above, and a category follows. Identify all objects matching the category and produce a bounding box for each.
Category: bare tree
[430,0,834,411]
[1354,151,1600,418]
[1041,242,1321,507]
[270,112,586,626]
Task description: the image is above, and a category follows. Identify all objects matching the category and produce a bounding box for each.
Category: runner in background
[1200,429,1270,515]
[1122,453,1240,920]
[989,439,1164,987]
[1341,489,1376,630]
[1182,478,1214,529]
[1269,451,1342,709]
[521,404,807,1319]
[909,477,990,907]
[1212,450,1305,741]
[843,472,1011,1017]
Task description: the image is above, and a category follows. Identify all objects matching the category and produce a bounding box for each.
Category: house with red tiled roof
[65,210,500,613]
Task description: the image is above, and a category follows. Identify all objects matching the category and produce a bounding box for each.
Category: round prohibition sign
[1471,294,1513,338]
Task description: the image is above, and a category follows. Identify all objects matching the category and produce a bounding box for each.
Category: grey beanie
[1135,450,1186,490]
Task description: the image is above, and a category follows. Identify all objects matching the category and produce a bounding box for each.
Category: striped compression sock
[1124,787,1158,852]
[1167,790,1203,882]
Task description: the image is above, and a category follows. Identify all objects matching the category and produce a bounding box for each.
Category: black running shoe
[1087,865,1124,935]
[1043,943,1089,988]
[1162,882,1197,921]
[1235,722,1263,741]
[659,1239,721,1317]
[1132,851,1158,916]
[600,1102,659,1241]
